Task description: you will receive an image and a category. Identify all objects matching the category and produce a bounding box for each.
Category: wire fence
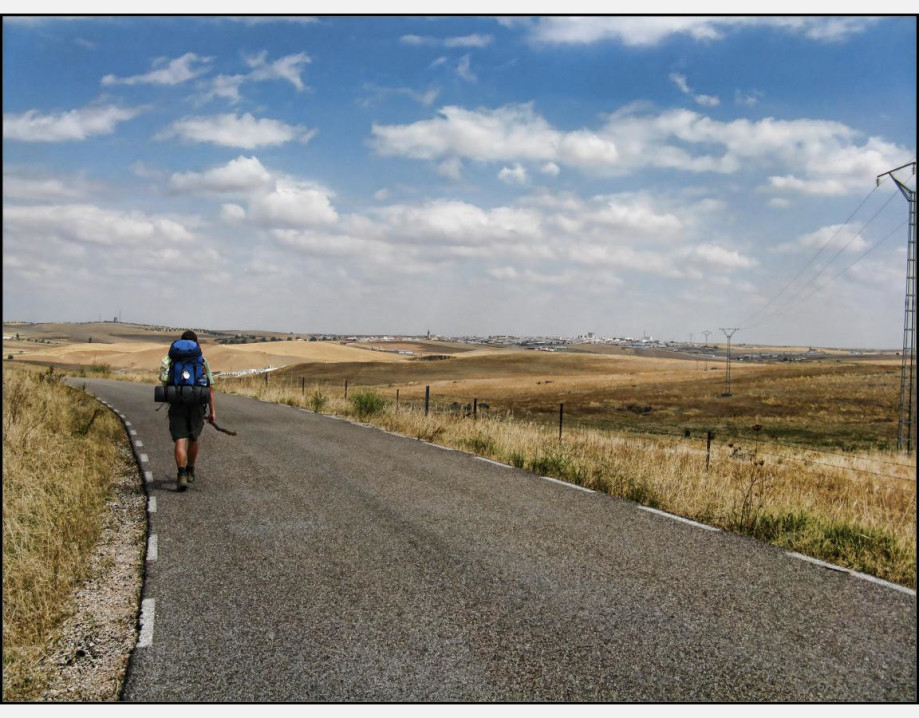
[221,372,917,484]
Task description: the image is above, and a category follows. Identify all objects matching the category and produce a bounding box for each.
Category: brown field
[4,322,914,587]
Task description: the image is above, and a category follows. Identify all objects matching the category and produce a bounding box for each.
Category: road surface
[73,378,916,701]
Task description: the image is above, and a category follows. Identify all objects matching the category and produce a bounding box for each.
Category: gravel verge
[37,444,146,702]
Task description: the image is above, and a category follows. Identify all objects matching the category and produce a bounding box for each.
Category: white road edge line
[129,429,137,436]
[639,506,721,532]
[139,454,149,464]
[541,475,595,494]
[138,599,155,648]
[144,471,153,483]
[147,534,158,562]
[134,440,144,448]
[476,457,511,468]
[148,497,157,513]
[785,551,916,596]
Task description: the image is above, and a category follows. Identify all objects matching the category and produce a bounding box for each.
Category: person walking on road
[159,330,215,491]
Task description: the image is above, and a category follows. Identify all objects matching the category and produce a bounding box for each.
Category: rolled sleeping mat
[154,384,210,405]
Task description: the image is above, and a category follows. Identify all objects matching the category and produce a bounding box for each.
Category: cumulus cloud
[159,113,316,149]
[102,52,212,86]
[510,16,876,47]
[437,157,464,180]
[3,170,99,201]
[3,203,195,247]
[540,162,560,177]
[168,155,274,194]
[370,102,908,195]
[3,104,142,142]
[498,164,528,185]
[247,180,339,228]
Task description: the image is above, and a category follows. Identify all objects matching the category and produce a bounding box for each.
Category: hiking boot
[177,470,188,492]
[186,466,195,483]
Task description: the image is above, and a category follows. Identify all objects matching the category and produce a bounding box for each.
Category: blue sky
[2,15,916,347]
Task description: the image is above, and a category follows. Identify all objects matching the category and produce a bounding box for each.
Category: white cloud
[456,55,476,83]
[3,171,96,201]
[540,162,560,177]
[159,113,315,149]
[513,16,877,47]
[774,223,870,254]
[3,104,142,142]
[248,180,339,228]
[220,203,247,222]
[359,83,439,108]
[669,72,720,107]
[498,164,528,185]
[400,34,493,48]
[168,155,274,194]
[437,157,464,180]
[244,51,311,91]
[3,203,196,247]
[735,89,764,107]
[102,52,212,86]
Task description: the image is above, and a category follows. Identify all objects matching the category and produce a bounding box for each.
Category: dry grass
[223,377,916,588]
[2,363,138,700]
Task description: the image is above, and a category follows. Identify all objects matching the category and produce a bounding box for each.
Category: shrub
[309,388,328,413]
[350,390,386,419]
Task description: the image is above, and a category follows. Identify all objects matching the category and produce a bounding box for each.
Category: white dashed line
[148,497,157,513]
[129,429,138,436]
[139,454,149,463]
[147,534,158,562]
[541,475,595,494]
[134,440,144,448]
[144,471,153,483]
[124,421,132,427]
[138,599,155,648]
[639,506,721,532]
[785,551,916,595]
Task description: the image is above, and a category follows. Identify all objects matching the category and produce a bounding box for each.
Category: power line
[743,219,908,330]
[738,182,884,328]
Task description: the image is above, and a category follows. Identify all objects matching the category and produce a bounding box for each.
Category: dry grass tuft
[2,363,136,700]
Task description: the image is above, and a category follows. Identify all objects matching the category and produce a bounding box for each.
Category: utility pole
[720,328,739,397]
[878,161,917,454]
[702,330,712,346]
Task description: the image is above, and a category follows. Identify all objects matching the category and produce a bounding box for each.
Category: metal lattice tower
[878,162,917,454]
[720,328,739,397]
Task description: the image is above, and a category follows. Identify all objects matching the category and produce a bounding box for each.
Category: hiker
[159,330,215,491]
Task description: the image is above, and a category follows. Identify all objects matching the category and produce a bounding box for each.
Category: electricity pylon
[720,328,739,396]
[878,161,917,454]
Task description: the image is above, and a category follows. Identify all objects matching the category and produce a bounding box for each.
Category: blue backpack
[168,340,209,387]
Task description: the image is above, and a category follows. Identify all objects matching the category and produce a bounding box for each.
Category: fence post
[265,372,269,387]
[301,376,305,395]
[344,379,349,398]
[559,402,564,442]
[425,386,430,415]
[706,430,713,470]
[473,397,477,420]
[396,388,400,409]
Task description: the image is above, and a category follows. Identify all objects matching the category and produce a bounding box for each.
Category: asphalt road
[73,378,916,702]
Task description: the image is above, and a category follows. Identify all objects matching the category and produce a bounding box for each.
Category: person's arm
[205,358,216,422]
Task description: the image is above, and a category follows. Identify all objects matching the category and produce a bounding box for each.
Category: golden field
[4,322,915,587]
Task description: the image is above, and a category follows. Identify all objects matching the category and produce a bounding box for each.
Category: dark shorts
[168,403,206,442]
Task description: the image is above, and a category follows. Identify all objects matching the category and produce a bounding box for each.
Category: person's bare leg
[186,439,199,481]
[174,438,188,469]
